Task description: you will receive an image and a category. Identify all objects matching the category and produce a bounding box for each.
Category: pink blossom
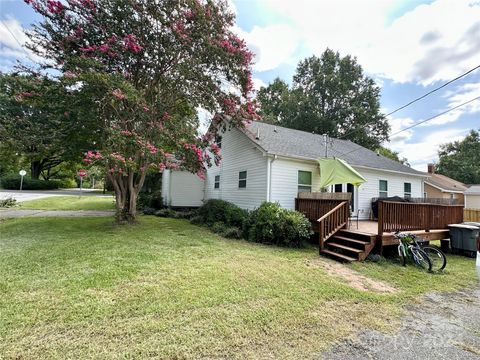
[222,97,237,115]
[64,71,77,78]
[196,170,206,180]
[161,112,171,121]
[143,106,150,112]
[210,143,220,155]
[46,0,63,14]
[184,10,195,20]
[79,0,96,11]
[98,44,110,53]
[123,34,143,54]
[173,21,189,40]
[79,45,97,53]
[18,92,34,97]
[112,88,126,100]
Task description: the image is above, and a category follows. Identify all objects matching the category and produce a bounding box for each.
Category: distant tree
[25,0,257,223]
[0,74,96,179]
[258,49,389,150]
[376,147,410,166]
[437,130,480,184]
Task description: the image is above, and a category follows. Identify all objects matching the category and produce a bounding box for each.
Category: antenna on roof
[256,128,260,140]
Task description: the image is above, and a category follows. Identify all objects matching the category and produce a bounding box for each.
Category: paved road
[0,188,110,202]
[323,284,480,359]
[0,209,115,218]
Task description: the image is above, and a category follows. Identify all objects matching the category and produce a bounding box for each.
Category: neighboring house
[162,121,427,219]
[465,185,480,209]
[423,164,467,204]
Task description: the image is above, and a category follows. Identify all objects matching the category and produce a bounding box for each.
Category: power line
[336,95,480,159]
[339,63,480,140]
[0,20,37,64]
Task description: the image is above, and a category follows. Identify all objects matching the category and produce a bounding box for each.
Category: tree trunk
[107,169,148,224]
[31,160,42,179]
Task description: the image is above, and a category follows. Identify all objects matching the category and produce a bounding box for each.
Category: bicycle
[395,232,432,271]
[419,241,447,272]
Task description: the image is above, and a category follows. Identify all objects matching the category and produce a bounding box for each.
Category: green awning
[318,158,366,188]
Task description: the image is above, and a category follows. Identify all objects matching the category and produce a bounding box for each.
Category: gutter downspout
[266,154,277,202]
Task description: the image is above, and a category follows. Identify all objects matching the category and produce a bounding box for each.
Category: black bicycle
[395,232,447,272]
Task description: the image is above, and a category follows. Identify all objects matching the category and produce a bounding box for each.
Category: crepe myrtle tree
[25,0,258,222]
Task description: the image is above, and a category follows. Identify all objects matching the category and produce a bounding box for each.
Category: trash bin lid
[463,222,480,228]
[448,224,479,229]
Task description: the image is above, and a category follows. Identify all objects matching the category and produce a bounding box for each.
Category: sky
[1,0,480,171]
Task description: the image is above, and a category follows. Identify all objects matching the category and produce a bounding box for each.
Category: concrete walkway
[0,209,115,218]
[0,189,111,202]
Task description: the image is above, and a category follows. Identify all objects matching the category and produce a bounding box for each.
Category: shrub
[138,190,163,210]
[211,221,228,234]
[222,226,242,239]
[246,202,312,247]
[154,208,176,217]
[55,178,77,189]
[0,175,59,190]
[196,199,248,228]
[0,197,17,208]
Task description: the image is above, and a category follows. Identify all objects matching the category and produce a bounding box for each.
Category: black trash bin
[448,224,480,257]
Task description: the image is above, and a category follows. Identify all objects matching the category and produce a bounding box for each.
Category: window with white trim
[404,182,411,199]
[379,180,388,198]
[238,171,247,188]
[298,171,312,193]
[214,175,220,189]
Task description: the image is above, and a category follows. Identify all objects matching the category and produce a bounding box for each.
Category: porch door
[347,183,355,212]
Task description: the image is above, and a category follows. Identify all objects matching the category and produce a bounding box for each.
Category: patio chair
[349,208,359,229]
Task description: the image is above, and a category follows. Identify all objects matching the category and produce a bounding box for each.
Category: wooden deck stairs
[320,229,376,262]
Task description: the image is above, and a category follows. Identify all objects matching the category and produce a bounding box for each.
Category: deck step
[338,229,376,240]
[327,242,363,253]
[320,249,357,262]
[331,235,369,245]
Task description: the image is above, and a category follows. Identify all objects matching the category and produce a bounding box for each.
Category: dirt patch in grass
[305,258,397,294]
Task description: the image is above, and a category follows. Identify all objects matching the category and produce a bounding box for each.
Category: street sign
[19,169,26,191]
[78,169,87,178]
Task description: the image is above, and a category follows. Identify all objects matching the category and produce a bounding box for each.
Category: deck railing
[464,208,480,222]
[317,201,349,251]
[295,198,347,223]
[378,201,464,235]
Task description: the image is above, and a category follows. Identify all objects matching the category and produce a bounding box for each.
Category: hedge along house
[162,121,426,217]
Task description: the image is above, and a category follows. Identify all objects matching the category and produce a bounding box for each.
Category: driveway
[323,284,480,359]
[0,188,110,202]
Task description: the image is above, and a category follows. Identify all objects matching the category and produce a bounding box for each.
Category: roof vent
[273,126,277,133]
[255,128,260,140]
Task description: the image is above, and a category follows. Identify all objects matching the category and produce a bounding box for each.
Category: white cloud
[388,117,415,142]
[235,24,300,72]
[241,0,480,85]
[388,128,469,171]
[252,77,266,91]
[0,17,41,66]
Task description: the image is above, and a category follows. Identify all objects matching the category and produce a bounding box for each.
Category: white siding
[169,171,204,207]
[355,168,424,219]
[465,194,480,209]
[161,170,170,206]
[204,128,268,210]
[270,158,322,209]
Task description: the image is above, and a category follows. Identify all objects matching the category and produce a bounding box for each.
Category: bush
[0,197,17,208]
[137,190,163,210]
[55,178,77,189]
[246,202,312,247]
[196,199,249,228]
[0,175,59,190]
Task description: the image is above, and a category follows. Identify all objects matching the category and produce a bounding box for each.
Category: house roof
[424,173,468,193]
[240,121,425,177]
[465,185,480,195]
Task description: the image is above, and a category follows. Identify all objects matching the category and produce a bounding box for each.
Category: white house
[465,185,480,209]
[162,121,427,219]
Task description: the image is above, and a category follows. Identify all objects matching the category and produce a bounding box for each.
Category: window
[379,180,388,198]
[334,184,343,192]
[298,171,312,193]
[238,171,247,188]
[214,175,220,189]
[404,182,412,199]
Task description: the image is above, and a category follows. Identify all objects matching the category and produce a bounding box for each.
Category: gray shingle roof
[241,121,425,176]
[465,185,480,195]
[424,173,468,192]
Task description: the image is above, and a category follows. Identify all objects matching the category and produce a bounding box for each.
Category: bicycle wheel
[422,246,447,271]
[398,244,407,266]
[411,248,432,271]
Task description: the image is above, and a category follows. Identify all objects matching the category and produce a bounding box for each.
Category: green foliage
[258,49,389,150]
[0,197,17,208]
[0,175,59,190]
[376,147,410,166]
[55,178,78,189]
[138,190,163,210]
[437,130,480,184]
[196,199,249,228]
[246,202,312,247]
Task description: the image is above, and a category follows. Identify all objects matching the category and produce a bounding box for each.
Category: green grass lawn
[0,216,477,359]
[20,195,115,211]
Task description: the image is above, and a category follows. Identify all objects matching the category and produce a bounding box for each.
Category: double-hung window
[238,171,247,188]
[379,180,388,198]
[214,175,220,189]
[404,182,411,198]
[298,171,312,193]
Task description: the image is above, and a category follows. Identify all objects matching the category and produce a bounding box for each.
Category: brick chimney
[427,163,435,174]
